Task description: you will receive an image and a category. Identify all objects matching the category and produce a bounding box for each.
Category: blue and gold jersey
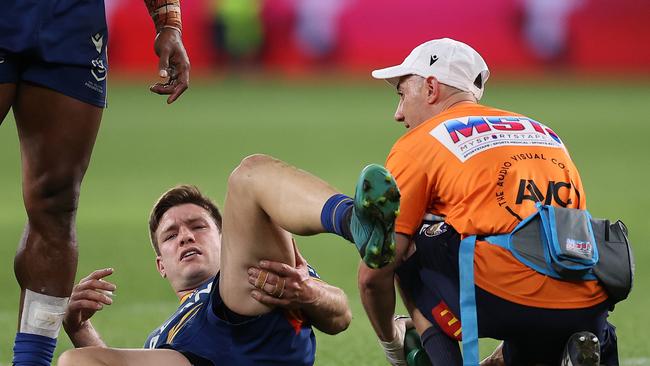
[145,271,318,365]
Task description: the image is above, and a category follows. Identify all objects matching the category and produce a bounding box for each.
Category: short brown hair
[148,185,223,255]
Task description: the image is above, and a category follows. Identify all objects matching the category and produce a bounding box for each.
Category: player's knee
[228,153,275,190]
[24,173,80,223]
[57,347,112,366]
[58,349,104,366]
[57,349,77,366]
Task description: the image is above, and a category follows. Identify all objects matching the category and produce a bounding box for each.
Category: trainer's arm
[63,268,116,348]
[358,233,411,341]
[247,241,352,335]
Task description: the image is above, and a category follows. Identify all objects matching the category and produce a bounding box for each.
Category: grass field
[0,76,649,365]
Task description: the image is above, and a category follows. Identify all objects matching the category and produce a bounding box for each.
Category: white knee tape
[19,289,69,339]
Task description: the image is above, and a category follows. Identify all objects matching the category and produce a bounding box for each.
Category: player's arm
[144,0,190,103]
[247,240,352,335]
[63,268,117,348]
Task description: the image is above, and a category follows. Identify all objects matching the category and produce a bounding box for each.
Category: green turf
[0,76,648,365]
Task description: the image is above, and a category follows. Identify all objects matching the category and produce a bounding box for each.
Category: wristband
[145,0,182,33]
[379,317,408,366]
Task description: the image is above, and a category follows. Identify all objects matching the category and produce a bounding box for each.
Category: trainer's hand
[150,28,190,104]
[63,268,116,335]
[379,316,412,366]
[248,239,317,309]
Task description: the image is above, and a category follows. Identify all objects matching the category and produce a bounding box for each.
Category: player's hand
[247,239,317,309]
[379,316,412,366]
[150,27,190,104]
[63,268,116,335]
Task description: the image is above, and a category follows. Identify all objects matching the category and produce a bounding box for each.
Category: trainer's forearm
[359,265,397,341]
[144,0,182,33]
[65,321,107,348]
[302,281,352,335]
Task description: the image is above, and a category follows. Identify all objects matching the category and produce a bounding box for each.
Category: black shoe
[561,331,600,366]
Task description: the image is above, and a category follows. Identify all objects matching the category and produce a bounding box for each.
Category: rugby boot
[560,331,600,366]
[350,164,400,268]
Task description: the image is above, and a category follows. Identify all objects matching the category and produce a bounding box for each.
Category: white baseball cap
[371,38,490,100]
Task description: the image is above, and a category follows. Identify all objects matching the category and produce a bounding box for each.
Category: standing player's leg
[219,154,399,316]
[12,84,102,366]
[0,83,16,123]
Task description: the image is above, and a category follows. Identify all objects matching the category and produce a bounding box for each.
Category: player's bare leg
[58,347,191,366]
[0,83,16,123]
[220,154,399,316]
[12,84,102,364]
[220,154,338,316]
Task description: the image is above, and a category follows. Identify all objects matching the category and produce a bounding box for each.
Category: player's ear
[156,256,166,278]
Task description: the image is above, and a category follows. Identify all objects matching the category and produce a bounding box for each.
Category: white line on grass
[622,358,650,365]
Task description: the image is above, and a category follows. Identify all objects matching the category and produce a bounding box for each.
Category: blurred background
[105,0,650,75]
[1,0,649,364]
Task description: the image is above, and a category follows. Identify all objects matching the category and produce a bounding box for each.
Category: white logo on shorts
[89,33,107,82]
[91,58,107,82]
[91,33,103,54]
[0,57,5,64]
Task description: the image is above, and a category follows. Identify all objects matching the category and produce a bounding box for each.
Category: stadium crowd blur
[106,0,649,76]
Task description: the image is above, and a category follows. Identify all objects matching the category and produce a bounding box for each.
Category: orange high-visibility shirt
[386,103,607,309]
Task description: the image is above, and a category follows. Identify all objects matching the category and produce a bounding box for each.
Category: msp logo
[566,238,593,259]
[430,116,565,162]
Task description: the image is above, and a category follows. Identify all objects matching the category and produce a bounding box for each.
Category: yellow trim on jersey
[167,303,202,344]
[179,291,194,304]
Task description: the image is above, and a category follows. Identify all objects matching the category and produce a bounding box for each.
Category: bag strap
[459,235,479,366]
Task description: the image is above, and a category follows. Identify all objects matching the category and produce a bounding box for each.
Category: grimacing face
[155,203,221,292]
[394,75,431,130]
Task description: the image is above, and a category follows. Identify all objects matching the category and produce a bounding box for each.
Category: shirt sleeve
[386,148,430,236]
[307,264,321,280]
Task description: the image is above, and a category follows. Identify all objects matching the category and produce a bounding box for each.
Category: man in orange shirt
[360,38,618,365]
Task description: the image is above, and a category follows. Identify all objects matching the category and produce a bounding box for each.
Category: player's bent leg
[12,84,102,365]
[219,154,338,316]
[0,83,17,124]
[220,155,400,316]
[58,347,192,366]
[228,154,338,235]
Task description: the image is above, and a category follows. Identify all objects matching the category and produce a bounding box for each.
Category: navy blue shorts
[396,219,619,365]
[0,0,108,107]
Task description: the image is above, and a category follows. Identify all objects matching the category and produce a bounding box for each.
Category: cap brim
[371,65,412,87]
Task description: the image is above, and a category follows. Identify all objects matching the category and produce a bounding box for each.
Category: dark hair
[148,185,222,255]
